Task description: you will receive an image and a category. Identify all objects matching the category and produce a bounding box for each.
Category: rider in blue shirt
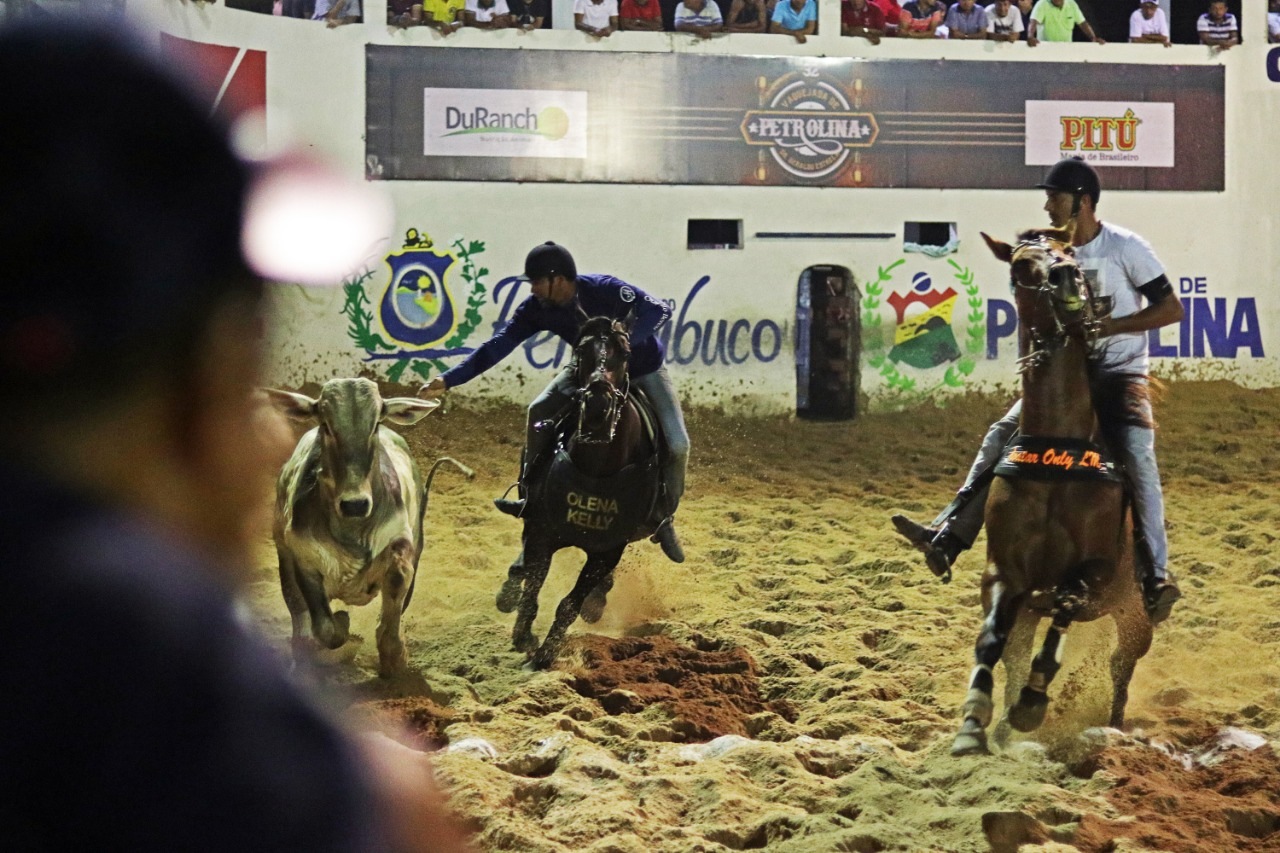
[421,242,689,562]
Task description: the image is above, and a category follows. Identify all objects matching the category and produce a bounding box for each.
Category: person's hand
[795,33,807,43]
[1027,36,1038,47]
[419,377,448,401]
[1093,36,1105,45]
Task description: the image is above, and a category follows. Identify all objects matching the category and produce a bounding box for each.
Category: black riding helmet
[1036,156,1101,206]
[523,241,577,282]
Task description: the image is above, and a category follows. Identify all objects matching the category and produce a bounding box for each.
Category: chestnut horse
[951,231,1155,756]
[498,316,662,669]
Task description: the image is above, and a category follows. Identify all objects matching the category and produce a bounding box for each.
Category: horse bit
[1012,236,1104,375]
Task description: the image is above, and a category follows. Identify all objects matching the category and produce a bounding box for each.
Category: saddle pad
[993,436,1122,483]
[534,447,660,550]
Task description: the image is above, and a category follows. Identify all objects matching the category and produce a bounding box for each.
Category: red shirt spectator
[620,0,663,24]
[842,0,885,31]
[870,0,901,31]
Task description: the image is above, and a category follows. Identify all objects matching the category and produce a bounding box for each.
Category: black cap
[0,21,253,389]
[523,242,577,282]
[1036,157,1101,206]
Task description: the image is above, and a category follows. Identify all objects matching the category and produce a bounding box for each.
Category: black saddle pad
[993,435,1122,483]
[530,447,661,550]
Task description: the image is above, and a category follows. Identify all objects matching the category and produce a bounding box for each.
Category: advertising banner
[366,48,1223,191]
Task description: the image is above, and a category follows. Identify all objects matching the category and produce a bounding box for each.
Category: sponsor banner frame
[366,47,1223,191]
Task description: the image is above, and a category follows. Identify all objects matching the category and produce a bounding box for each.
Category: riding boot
[890,515,965,583]
[1142,570,1181,625]
[651,516,685,563]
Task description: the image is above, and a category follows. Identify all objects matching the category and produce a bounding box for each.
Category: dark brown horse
[498,316,662,669]
[951,231,1155,756]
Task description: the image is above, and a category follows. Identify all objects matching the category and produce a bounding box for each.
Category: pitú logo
[442,106,571,140]
[1060,108,1140,153]
[341,228,490,384]
[741,69,879,181]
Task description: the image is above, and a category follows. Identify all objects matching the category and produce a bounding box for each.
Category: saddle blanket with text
[533,447,661,550]
[993,436,1122,483]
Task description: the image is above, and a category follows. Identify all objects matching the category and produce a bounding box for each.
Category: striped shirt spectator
[1197,2,1239,49]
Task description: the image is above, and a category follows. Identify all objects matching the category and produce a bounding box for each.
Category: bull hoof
[1008,688,1050,732]
[496,577,522,614]
[580,590,608,624]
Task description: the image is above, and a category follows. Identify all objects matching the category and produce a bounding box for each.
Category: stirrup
[1143,573,1181,625]
[493,482,525,518]
[651,517,685,563]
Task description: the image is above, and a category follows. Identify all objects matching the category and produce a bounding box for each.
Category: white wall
[140,0,1280,413]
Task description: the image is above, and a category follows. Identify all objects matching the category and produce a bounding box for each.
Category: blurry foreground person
[0,20,473,852]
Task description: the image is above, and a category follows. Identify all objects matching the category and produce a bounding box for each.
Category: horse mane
[1088,368,1158,431]
[575,316,632,357]
[1014,227,1075,247]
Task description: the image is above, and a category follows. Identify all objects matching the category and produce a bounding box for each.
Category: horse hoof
[580,591,608,624]
[496,578,522,613]
[1009,688,1050,732]
[951,731,990,757]
[512,632,537,654]
[530,646,558,670]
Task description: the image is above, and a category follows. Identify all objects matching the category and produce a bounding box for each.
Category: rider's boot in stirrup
[651,516,685,563]
[1142,568,1181,625]
[494,452,528,517]
[890,515,964,584]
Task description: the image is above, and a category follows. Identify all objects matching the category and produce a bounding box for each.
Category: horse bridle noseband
[573,332,630,444]
[1012,236,1102,374]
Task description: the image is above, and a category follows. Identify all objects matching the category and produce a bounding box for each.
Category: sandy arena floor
[247,380,1280,852]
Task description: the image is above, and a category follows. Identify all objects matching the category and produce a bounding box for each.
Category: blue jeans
[527,364,689,514]
[941,383,1168,576]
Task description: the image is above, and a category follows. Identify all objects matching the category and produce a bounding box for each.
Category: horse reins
[574,331,630,444]
[1012,236,1102,375]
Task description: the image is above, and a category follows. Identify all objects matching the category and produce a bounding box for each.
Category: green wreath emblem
[341,233,489,385]
[861,258,985,400]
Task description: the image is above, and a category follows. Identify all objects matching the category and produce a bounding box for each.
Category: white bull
[266,378,443,677]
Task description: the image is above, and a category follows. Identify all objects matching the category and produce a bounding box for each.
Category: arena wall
[144,0,1280,413]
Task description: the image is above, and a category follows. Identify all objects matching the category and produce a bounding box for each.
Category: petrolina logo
[1024,101,1174,168]
[424,88,587,159]
[740,69,878,181]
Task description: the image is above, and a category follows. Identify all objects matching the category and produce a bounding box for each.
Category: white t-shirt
[1074,222,1166,374]
[1129,7,1168,39]
[1269,11,1280,39]
[574,0,619,27]
[465,0,510,20]
[984,3,1023,34]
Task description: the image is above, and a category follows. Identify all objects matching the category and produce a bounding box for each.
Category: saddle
[522,388,665,550]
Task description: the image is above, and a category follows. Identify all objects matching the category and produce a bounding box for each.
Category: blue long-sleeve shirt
[441,274,672,388]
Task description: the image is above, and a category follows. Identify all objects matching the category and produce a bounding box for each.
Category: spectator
[575,0,619,36]
[620,0,665,29]
[463,0,512,26]
[900,0,944,37]
[0,20,475,853]
[508,0,549,28]
[282,0,316,17]
[1014,0,1031,30]
[1270,0,1280,43]
[842,0,886,40]
[674,0,724,36]
[389,0,424,26]
[944,0,986,37]
[985,0,1023,40]
[1197,0,1239,49]
[313,0,361,25]
[872,0,902,34]
[1129,0,1169,46]
[769,0,817,41]
[725,0,767,32]
[423,0,466,32]
[1027,0,1103,46]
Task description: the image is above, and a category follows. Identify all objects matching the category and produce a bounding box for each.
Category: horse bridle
[1011,236,1102,374]
[572,330,630,444]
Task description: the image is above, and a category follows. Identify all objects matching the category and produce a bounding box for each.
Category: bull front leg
[375,539,416,678]
[531,545,625,670]
[283,548,346,659]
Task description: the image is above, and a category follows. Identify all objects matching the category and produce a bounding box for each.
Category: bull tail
[404,456,476,613]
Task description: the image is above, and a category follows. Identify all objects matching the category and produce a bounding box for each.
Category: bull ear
[262,388,319,423]
[981,231,1013,264]
[381,397,440,426]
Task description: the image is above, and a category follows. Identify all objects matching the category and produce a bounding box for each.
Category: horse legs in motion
[495,552,615,624]
[508,532,626,669]
[954,581,1024,756]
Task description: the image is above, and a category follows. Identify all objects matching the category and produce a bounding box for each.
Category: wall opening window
[903,221,958,256]
[687,219,743,250]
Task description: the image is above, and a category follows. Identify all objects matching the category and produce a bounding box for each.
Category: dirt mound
[561,634,795,741]
[350,697,458,750]
[1074,735,1280,852]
